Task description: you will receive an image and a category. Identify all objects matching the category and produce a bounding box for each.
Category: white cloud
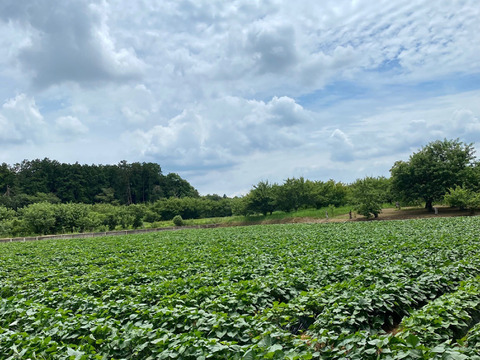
[0,1,480,195]
[245,22,298,74]
[55,116,88,137]
[131,96,312,168]
[451,109,480,141]
[1,0,145,88]
[319,90,480,163]
[0,94,46,144]
[328,129,355,162]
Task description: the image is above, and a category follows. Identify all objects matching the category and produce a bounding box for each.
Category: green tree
[275,177,310,212]
[128,204,146,229]
[54,203,91,233]
[310,179,349,208]
[95,187,118,204]
[246,181,276,216]
[0,163,15,195]
[390,139,477,211]
[151,198,183,220]
[230,196,250,216]
[0,206,16,222]
[173,215,184,226]
[21,202,56,235]
[161,173,199,198]
[350,177,383,219]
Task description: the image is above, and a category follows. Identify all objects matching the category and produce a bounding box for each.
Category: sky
[0,0,479,196]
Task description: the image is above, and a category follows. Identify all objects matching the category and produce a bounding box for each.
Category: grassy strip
[145,205,355,228]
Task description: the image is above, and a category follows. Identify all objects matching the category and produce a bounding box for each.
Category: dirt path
[254,206,477,225]
[365,206,475,221]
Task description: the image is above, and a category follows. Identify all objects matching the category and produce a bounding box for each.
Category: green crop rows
[1,216,480,359]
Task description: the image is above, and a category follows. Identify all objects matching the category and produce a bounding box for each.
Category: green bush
[21,202,57,235]
[444,186,480,213]
[173,215,184,226]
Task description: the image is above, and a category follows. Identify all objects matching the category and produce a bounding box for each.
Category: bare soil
[358,206,475,221]
[259,206,477,225]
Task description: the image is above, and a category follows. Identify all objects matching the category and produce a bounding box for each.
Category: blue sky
[0,0,479,195]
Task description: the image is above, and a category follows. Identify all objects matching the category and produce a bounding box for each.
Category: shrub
[444,186,480,213]
[173,215,184,226]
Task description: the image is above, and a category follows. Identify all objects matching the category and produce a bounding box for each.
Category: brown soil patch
[356,206,475,221]
[278,206,476,224]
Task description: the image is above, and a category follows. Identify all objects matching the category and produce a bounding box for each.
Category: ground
[254,206,476,226]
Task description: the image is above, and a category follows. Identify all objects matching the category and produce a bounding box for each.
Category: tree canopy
[350,177,384,219]
[390,139,477,211]
[0,159,199,208]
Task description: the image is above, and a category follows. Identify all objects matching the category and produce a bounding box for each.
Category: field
[1,217,480,359]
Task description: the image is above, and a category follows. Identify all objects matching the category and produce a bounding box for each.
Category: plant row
[1,217,480,358]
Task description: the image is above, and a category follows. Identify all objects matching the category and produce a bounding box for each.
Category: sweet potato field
[1,217,480,359]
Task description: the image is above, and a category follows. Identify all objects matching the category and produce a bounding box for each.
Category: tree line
[0,159,198,209]
[1,139,479,237]
[230,138,480,218]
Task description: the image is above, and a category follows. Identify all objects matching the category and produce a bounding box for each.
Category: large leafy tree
[390,139,477,211]
[21,202,56,235]
[274,177,310,212]
[350,177,384,219]
[310,179,349,208]
[246,180,276,216]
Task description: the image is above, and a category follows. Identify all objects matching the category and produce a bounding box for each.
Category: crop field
[1,217,480,359]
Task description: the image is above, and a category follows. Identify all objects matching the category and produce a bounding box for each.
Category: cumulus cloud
[1,1,480,195]
[131,96,312,168]
[55,116,88,137]
[0,94,46,144]
[320,90,480,164]
[0,0,144,88]
[451,109,480,141]
[328,129,355,162]
[245,23,297,74]
[113,0,479,98]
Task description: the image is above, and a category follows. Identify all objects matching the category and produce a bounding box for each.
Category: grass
[144,205,356,229]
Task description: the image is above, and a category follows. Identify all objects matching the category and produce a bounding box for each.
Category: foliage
[274,177,310,212]
[444,186,480,213]
[0,196,235,237]
[391,139,477,211]
[20,202,57,235]
[150,197,232,221]
[310,179,349,208]
[444,186,472,210]
[160,173,200,198]
[244,178,350,216]
[1,217,480,358]
[172,215,184,226]
[0,205,15,221]
[128,204,147,229]
[0,158,199,206]
[350,177,384,218]
[246,180,276,216]
[230,196,250,216]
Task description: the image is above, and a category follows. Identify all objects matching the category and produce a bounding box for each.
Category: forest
[0,159,198,208]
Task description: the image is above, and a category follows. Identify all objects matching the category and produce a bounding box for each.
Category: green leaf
[405,334,420,348]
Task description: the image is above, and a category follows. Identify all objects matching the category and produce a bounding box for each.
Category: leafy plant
[173,214,184,226]
[1,217,480,358]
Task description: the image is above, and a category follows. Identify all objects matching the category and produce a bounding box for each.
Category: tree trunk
[425,199,433,212]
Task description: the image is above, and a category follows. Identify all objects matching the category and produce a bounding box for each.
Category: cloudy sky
[0,0,479,195]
